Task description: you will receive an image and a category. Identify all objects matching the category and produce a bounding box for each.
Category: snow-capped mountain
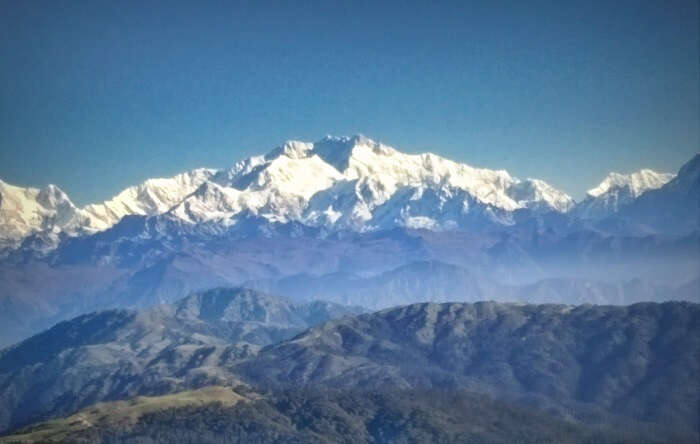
[0,180,83,250]
[2,136,695,254]
[170,135,574,231]
[1,146,697,347]
[574,169,674,220]
[0,169,215,251]
[81,168,216,231]
[611,154,699,235]
[0,136,576,250]
[507,178,575,213]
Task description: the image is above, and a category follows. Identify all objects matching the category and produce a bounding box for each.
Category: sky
[0,0,698,204]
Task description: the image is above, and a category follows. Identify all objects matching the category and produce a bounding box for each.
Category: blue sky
[0,0,697,204]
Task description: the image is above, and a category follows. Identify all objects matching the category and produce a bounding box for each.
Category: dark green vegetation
[241,301,700,437]
[0,292,698,443]
[3,388,684,444]
[0,288,363,434]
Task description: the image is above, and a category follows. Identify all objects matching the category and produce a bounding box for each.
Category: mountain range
[0,288,697,442]
[240,300,700,433]
[0,136,690,252]
[0,288,363,434]
[0,136,697,347]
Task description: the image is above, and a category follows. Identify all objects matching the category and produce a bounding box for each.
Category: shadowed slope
[239,301,700,436]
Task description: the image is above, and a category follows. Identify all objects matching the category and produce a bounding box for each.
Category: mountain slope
[0,169,215,254]
[612,154,700,235]
[1,223,697,348]
[0,386,245,444]
[81,168,216,231]
[1,387,675,444]
[0,288,362,434]
[1,299,697,441]
[575,169,674,220]
[0,181,81,251]
[239,301,700,435]
[0,141,696,349]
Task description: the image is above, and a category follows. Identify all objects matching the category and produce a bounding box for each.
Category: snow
[81,168,216,230]
[0,180,82,249]
[6,135,645,250]
[507,178,575,213]
[587,169,674,199]
[575,169,674,219]
[167,135,577,231]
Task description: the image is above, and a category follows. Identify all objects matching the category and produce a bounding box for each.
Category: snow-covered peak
[312,135,394,172]
[169,181,242,225]
[0,181,81,249]
[174,142,346,225]
[217,134,552,213]
[321,138,564,213]
[315,136,525,210]
[575,169,675,220]
[665,154,699,192]
[265,140,315,161]
[81,168,216,231]
[507,178,575,213]
[0,135,584,251]
[36,184,71,209]
[171,135,574,231]
[259,135,394,173]
[587,169,674,199]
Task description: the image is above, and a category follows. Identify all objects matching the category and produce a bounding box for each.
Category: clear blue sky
[1,0,697,204]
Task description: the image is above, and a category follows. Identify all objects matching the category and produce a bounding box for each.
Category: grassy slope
[1,386,689,444]
[0,386,246,443]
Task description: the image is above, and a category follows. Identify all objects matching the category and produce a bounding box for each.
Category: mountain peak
[0,136,576,249]
[574,168,675,220]
[311,134,390,172]
[507,178,575,213]
[36,184,73,209]
[0,180,85,249]
[587,169,674,199]
[261,135,388,172]
[4,139,694,255]
[319,133,375,146]
[80,168,216,231]
[265,140,314,161]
